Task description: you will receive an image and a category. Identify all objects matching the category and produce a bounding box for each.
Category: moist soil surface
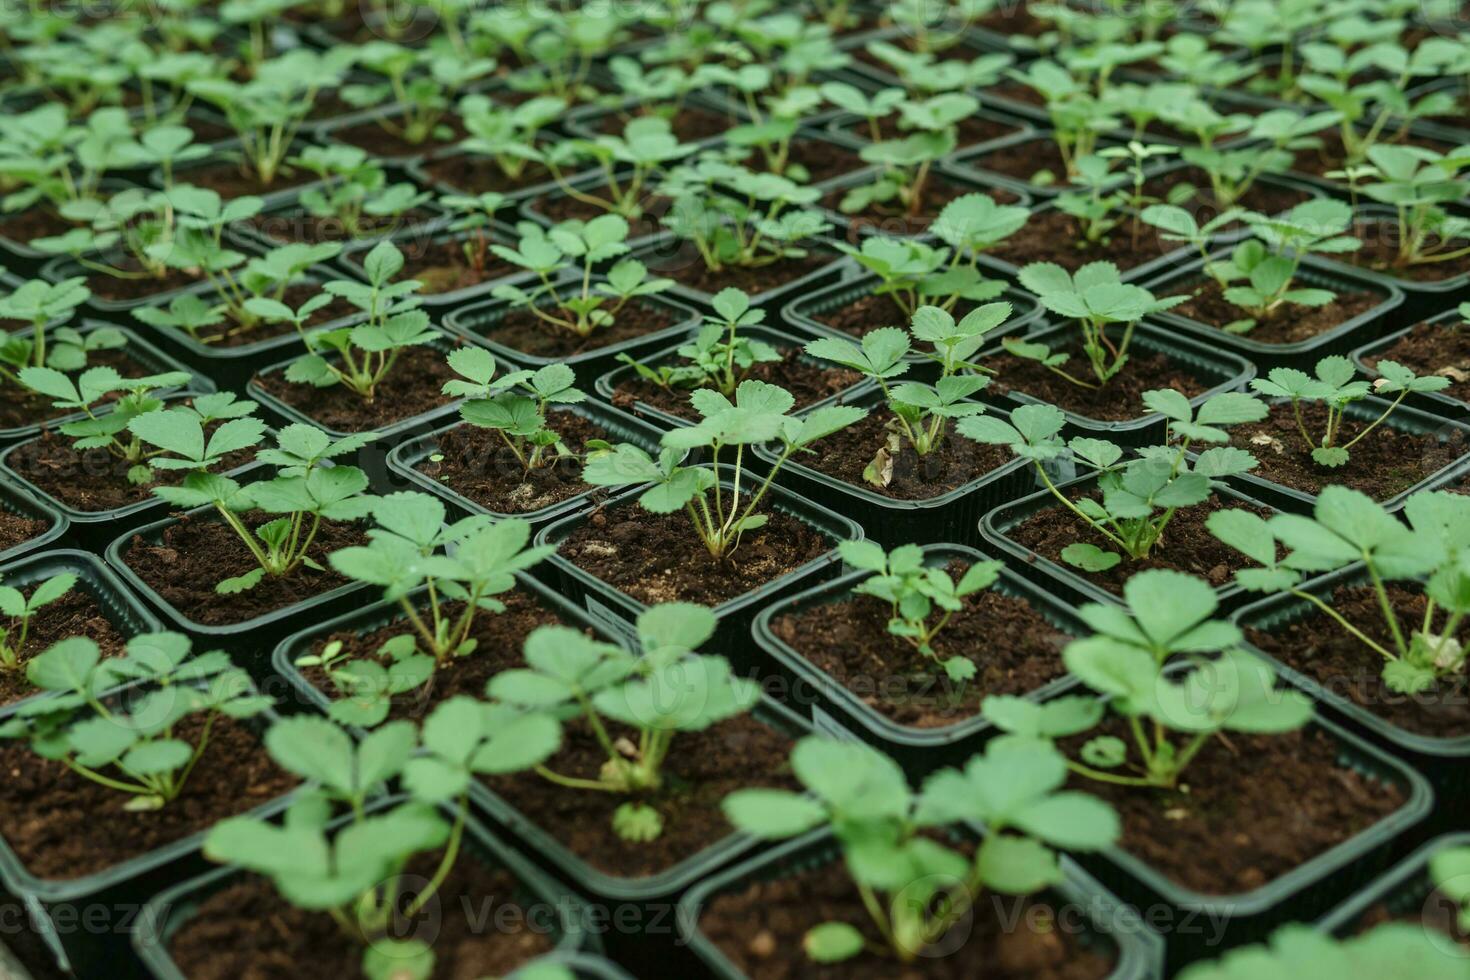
[0,206,75,245]
[7,429,256,513]
[0,714,295,879]
[0,347,152,429]
[797,411,1014,500]
[168,853,555,980]
[481,713,797,878]
[1140,167,1314,221]
[783,136,868,185]
[0,510,49,556]
[990,210,1175,273]
[386,237,523,296]
[810,290,1000,340]
[472,298,685,360]
[252,343,454,432]
[122,515,365,625]
[1060,722,1406,894]
[1361,319,1470,405]
[965,135,1084,189]
[421,155,554,196]
[1161,280,1385,345]
[1229,402,1466,500]
[243,207,440,246]
[0,586,130,705]
[200,285,359,349]
[326,115,467,158]
[987,340,1213,422]
[416,411,609,515]
[702,856,1115,980]
[587,104,736,142]
[1006,491,1276,597]
[301,591,581,723]
[1246,584,1470,740]
[769,562,1074,728]
[609,347,860,422]
[182,159,317,199]
[1348,220,1470,283]
[652,248,840,298]
[824,176,1020,239]
[557,495,832,607]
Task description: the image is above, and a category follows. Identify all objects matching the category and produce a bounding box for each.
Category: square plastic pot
[752,543,1090,778]
[1336,204,1470,303]
[678,827,1165,980]
[0,481,65,565]
[130,796,590,980]
[1142,252,1407,371]
[404,147,568,205]
[1352,306,1470,421]
[1318,833,1470,942]
[592,323,869,433]
[978,320,1259,445]
[981,471,1284,613]
[531,464,864,658]
[1234,565,1470,804]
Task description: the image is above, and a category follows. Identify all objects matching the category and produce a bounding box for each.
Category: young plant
[0,274,93,380]
[488,603,759,842]
[1053,153,1129,248]
[341,42,495,147]
[1172,107,1339,210]
[456,94,566,185]
[1007,60,1120,181]
[842,92,976,217]
[1249,355,1449,467]
[291,145,433,240]
[542,116,696,219]
[838,541,1003,681]
[136,421,378,593]
[582,381,865,560]
[1357,145,1470,273]
[960,391,1266,573]
[1005,262,1185,388]
[438,191,509,278]
[0,632,270,810]
[248,242,437,402]
[490,217,672,339]
[804,304,1009,488]
[723,735,1118,964]
[0,571,76,677]
[1209,487,1470,695]
[442,347,587,476]
[985,570,1313,790]
[617,288,779,399]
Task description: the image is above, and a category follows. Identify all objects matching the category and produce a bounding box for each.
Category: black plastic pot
[970,197,1198,284]
[979,320,1258,445]
[1234,565,1470,807]
[147,138,329,210]
[750,384,1036,549]
[442,287,702,383]
[40,252,218,320]
[1318,833,1470,944]
[384,398,669,531]
[516,166,673,248]
[334,215,533,310]
[627,235,854,313]
[0,683,298,980]
[0,322,210,446]
[0,482,66,565]
[678,826,1165,980]
[752,543,1088,777]
[1143,252,1407,371]
[1336,204,1470,304]
[532,464,864,657]
[130,796,589,980]
[404,147,569,205]
[1222,396,1470,514]
[981,472,1283,613]
[591,324,868,432]
[1352,307,1470,421]
[103,504,370,654]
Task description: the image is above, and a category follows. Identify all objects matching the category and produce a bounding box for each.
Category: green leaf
[1061,543,1121,573]
[803,922,865,964]
[723,789,828,839]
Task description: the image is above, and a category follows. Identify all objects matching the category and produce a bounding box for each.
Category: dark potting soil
[849,113,1023,149]
[525,183,673,235]
[1246,584,1470,740]
[655,249,840,297]
[0,715,295,879]
[770,562,1074,728]
[824,175,1020,238]
[1006,491,1276,597]
[1060,722,1406,894]
[203,284,359,348]
[609,347,861,422]
[168,853,555,980]
[556,495,833,607]
[122,515,365,625]
[301,591,577,723]
[986,342,1211,423]
[1229,402,1466,500]
[326,115,467,157]
[182,159,317,199]
[394,238,523,296]
[965,136,1081,189]
[1349,221,1470,283]
[421,155,554,196]
[417,412,609,515]
[0,510,48,556]
[0,206,73,245]
[701,857,1114,980]
[474,298,683,359]
[0,587,129,706]
[798,410,1014,500]
[0,347,151,429]
[1140,166,1313,220]
[1362,319,1470,405]
[185,113,235,144]
[783,136,868,185]
[811,291,995,340]
[82,260,205,303]
[252,343,454,432]
[1162,280,1384,345]
[1290,129,1457,180]
[989,209,1175,273]
[589,104,735,142]
[481,712,797,877]
[244,207,440,246]
[7,430,256,512]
